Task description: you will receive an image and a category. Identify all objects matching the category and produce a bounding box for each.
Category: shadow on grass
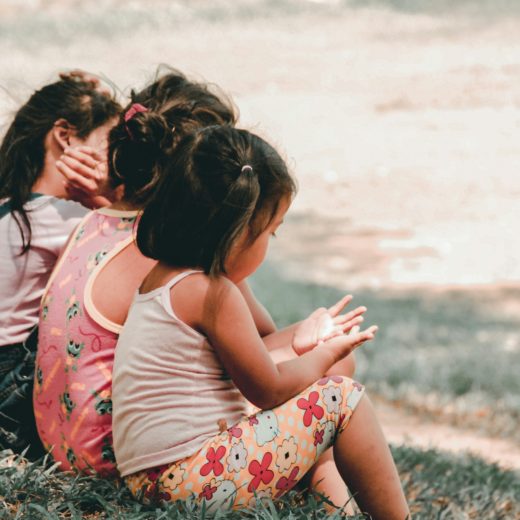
[250,261,520,440]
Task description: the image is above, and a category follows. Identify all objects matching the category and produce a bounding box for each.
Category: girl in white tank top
[112,126,409,519]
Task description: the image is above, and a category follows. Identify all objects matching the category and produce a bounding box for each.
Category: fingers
[341,315,365,334]
[57,160,98,194]
[320,315,364,343]
[349,325,361,335]
[60,69,100,86]
[321,325,378,356]
[68,145,104,162]
[332,305,367,326]
[327,295,353,317]
[57,146,109,196]
[349,325,378,346]
[59,70,112,96]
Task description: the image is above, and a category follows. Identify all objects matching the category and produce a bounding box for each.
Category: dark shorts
[0,328,45,459]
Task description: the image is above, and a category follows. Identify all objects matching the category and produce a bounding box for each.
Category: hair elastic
[124,103,148,122]
[241,165,253,175]
[124,103,148,139]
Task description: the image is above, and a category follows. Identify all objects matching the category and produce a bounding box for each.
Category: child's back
[113,270,247,475]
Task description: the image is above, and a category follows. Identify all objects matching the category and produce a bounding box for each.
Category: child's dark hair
[137,126,296,276]
[0,76,121,254]
[107,69,237,206]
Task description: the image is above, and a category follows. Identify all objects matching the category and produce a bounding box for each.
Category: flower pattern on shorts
[200,446,226,477]
[297,391,324,426]
[318,375,343,385]
[275,437,298,472]
[248,452,274,492]
[199,478,218,500]
[227,440,248,473]
[124,377,366,511]
[322,385,343,414]
[275,466,300,498]
[227,425,243,442]
[160,464,186,491]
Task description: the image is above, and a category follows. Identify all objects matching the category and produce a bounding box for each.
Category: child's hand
[317,324,378,361]
[59,69,112,96]
[57,146,115,207]
[292,295,367,356]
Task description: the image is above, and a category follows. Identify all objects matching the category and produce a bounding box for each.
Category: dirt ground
[1,0,519,469]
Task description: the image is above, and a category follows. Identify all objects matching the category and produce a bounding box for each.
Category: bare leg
[334,394,410,520]
[305,448,356,515]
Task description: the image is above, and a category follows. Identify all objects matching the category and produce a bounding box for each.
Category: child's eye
[271,232,277,238]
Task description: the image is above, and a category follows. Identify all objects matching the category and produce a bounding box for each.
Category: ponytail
[136,126,296,276]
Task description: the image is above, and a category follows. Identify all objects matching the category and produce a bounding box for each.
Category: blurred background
[1,0,519,474]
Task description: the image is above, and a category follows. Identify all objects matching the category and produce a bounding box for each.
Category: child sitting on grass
[112,125,410,519]
[0,74,120,458]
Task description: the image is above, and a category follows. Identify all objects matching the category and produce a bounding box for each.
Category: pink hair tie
[124,103,148,122]
[124,103,148,139]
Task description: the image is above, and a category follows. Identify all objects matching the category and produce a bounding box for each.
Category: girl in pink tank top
[35,209,137,475]
[34,69,238,476]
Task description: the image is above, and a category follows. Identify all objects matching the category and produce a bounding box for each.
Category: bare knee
[325,352,356,378]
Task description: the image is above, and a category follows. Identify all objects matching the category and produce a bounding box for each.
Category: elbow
[244,386,284,411]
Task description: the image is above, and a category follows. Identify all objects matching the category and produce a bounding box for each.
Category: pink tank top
[34,207,138,476]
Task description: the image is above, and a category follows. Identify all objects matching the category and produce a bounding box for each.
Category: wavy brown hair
[0,76,121,253]
[107,69,237,206]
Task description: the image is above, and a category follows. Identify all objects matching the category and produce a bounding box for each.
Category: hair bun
[124,110,172,150]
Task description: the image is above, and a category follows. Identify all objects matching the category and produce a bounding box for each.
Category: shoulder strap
[162,270,204,292]
[160,270,203,314]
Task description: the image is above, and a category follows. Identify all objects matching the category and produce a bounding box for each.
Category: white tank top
[112,270,248,476]
[0,195,87,346]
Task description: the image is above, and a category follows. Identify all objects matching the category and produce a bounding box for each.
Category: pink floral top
[34,207,138,476]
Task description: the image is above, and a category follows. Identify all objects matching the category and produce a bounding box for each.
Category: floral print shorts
[124,376,364,513]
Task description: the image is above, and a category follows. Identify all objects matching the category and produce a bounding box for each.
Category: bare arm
[236,280,276,336]
[199,278,375,410]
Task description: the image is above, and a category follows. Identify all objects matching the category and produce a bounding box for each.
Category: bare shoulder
[169,273,242,331]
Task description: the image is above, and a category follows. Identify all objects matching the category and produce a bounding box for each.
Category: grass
[1,263,518,518]
[1,446,518,519]
[250,262,520,441]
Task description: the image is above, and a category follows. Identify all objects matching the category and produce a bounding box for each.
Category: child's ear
[52,118,75,151]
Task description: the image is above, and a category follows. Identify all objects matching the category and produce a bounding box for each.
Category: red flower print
[248,452,275,492]
[146,464,169,481]
[228,425,243,441]
[144,482,171,502]
[200,446,226,477]
[199,483,217,500]
[318,375,343,386]
[248,416,259,426]
[275,466,300,498]
[297,391,324,426]
[314,428,324,446]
